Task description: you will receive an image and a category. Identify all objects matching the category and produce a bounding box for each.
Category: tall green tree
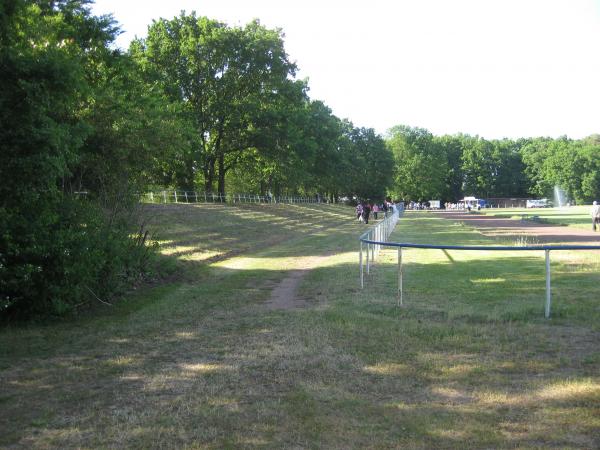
[521,137,600,203]
[387,125,447,201]
[1,0,114,317]
[460,136,495,197]
[345,125,394,201]
[230,80,315,196]
[1,1,165,319]
[132,13,297,194]
[489,139,529,198]
[433,134,465,201]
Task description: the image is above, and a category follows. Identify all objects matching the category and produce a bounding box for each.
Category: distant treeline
[1,1,598,319]
[387,126,600,204]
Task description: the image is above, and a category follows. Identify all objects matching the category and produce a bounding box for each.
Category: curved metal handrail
[359,240,600,251]
[359,235,600,318]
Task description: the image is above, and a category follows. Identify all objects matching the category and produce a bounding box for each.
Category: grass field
[1,204,599,449]
[482,205,596,230]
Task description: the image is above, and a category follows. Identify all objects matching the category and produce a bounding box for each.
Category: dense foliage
[386,127,600,204]
[130,13,393,200]
[0,0,164,319]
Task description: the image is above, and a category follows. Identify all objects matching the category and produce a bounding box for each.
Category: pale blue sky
[92,0,600,139]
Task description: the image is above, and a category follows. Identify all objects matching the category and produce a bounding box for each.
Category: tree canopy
[385,126,599,204]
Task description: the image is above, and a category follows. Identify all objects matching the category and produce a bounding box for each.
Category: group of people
[406,201,428,210]
[355,200,396,224]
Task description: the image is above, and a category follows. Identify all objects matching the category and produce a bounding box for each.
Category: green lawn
[482,205,596,230]
[1,205,599,449]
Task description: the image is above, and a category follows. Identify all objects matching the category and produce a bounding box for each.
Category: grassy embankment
[1,204,599,448]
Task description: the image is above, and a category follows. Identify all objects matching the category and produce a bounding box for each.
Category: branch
[85,286,113,306]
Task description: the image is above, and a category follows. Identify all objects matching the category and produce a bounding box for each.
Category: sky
[91,0,600,140]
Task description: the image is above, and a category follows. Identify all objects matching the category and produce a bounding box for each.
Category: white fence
[358,206,403,288]
[143,190,326,205]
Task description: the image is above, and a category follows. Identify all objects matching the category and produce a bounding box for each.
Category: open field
[481,205,596,230]
[1,205,599,449]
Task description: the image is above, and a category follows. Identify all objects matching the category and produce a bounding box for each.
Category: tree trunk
[203,157,215,192]
[217,153,226,195]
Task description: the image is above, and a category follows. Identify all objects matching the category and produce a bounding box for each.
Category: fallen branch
[85,286,113,306]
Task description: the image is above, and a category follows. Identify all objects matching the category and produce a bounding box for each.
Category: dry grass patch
[1,206,599,448]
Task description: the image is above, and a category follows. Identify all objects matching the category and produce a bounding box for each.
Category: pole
[359,241,364,288]
[398,247,403,306]
[366,239,371,275]
[545,249,551,318]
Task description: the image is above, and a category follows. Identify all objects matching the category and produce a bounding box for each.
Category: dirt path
[264,255,332,310]
[441,211,600,245]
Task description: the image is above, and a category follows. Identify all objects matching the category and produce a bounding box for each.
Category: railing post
[371,232,375,263]
[360,241,364,288]
[366,235,371,275]
[398,247,403,306]
[174,191,178,203]
[545,249,552,318]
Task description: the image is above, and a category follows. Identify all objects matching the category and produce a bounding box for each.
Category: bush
[0,195,155,320]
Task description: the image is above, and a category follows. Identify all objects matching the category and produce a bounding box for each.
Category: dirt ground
[441,211,600,245]
[265,254,332,310]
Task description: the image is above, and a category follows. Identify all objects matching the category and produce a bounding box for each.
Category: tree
[1,0,115,317]
[132,13,297,194]
[230,80,315,196]
[387,125,447,201]
[433,134,464,201]
[346,125,394,201]
[1,1,164,319]
[489,139,529,198]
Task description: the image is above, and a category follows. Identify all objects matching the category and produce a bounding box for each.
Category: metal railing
[359,237,600,318]
[142,190,326,205]
[358,206,403,288]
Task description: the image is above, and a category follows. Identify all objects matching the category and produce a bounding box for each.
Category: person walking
[591,201,600,231]
[372,203,379,220]
[362,203,371,224]
[356,203,363,222]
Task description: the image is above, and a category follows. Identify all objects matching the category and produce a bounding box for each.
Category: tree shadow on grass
[2,199,600,448]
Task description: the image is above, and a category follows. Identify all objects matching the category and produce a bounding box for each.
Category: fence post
[398,247,403,306]
[359,241,364,288]
[370,231,375,263]
[366,235,371,275]
[174,191,178,203]
[195,191,198,203]
[545,250,552,318]
[162,191,167,203]
[184,191,188,203]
